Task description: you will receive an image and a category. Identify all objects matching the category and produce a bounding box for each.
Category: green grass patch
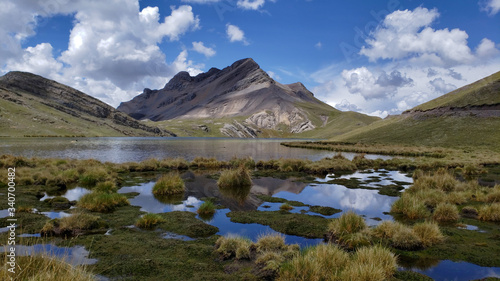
[152,173,185,195]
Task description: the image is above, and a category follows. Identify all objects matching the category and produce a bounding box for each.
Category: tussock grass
[215,235,252,260]
[197,201,216,217]
[478,203,500,221]
[486,186,500,203]
[78,192,129,212]
[256,251,285,272]
[217,165,252,190]
[391,194,430,219]
[278,243,349,281]
[79,166,109,187]
[353,245,397,280]
[152,173,185,195]
[135,213,165,229]
[0,253,96,281]
[391,226,422,250]
[433,203,459,222]
[371,221,404,240]
[328,211,367,237]
[94,181,117,193]
[279,203,293,211]
[412,221,444,247]
[256,233,287,253]
[190,157,222,169]
[41,212,105,236]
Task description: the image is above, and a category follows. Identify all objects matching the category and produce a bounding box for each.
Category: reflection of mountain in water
[251,177,308,195]
[183,172,307,211]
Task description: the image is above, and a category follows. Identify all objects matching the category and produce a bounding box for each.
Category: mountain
[0,71,174,137]
[333,71,500,151]
[118,58,378,138]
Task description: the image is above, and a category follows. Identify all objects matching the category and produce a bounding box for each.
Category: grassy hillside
[413,71,500,111]
[331,71,500,151]
[0,71,169,137]
[333,115,500,152]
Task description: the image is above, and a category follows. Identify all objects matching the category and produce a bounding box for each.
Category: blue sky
[1,0,499,117]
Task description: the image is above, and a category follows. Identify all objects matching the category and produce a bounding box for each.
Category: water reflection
[40,187,91,201]
[0,137,394,163]
[402,260,500,281]
[0,244,97,265]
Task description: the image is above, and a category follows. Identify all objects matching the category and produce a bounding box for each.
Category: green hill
[0,71,173,137]
[332,71,500,151]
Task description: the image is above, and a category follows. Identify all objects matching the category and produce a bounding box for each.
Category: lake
[0,137,392,162]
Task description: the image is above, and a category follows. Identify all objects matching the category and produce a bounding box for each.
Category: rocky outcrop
[118,58,335,135]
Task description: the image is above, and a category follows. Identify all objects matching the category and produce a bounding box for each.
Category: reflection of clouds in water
[63,187,91,201]
[172,196,202,211]
[42,211,72,219]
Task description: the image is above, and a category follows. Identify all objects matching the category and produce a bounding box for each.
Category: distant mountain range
[1,60,498,144]
[0,71,175,137]
[333,71,500,151]
[118,58,378,138]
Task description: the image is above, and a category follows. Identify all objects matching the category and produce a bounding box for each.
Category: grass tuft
[433,202,459,222]
[478,203,500,221]
[152,173,185,195]
[217,165,252,190]
[328,211,367,238]
[412,221,445,247]
[135,213,166,229]
[78,192,129,213]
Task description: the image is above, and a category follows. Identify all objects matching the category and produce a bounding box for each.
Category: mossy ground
[1,155,500,280]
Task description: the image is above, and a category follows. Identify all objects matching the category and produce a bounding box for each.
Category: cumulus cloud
[226,24,248,44]
[447,69,463,80]
[192,41,216,57]
[237,0,265,10]
[1,1,204,107]
[481,0,500,15]
[4,43,63,78]
[360,7,475,66]
[476,38,500,58]
[429,78,456,94]
[342,67,413,99]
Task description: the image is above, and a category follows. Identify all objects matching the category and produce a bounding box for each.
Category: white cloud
[315,42,322,49]
[182,0,221,3]
[5,43,63,78]
[192,41,216,58]
[429,78,456,94]
[237,0,265,10]
[341,67,413,100]
[267,71,281,81]
[476,38,500,58]
[482,0,500,15]
[360,7,475,67]
[226,24,248,44]
[1,1,204,107]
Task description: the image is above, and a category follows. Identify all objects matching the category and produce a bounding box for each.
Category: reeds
[152,173,185,195]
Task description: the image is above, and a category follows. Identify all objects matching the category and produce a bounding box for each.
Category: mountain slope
[0,71,174,137]
[118,58,379,137]
[333,71,500,151]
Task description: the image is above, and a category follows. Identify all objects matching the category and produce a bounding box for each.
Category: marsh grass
[152,173,185,195]
[79,166,109,187]
[412,221,444,248]
[353,245,397,280]
[478,203,500,221]
[41,212,105,236]
[391,226,422,250]
[433,203,459,222]
[217,165,252,190]
[0,253,96,281]
[215,235,252,260]
[135,213,165,229]
[256,233,287,253]
[78,192,129,213]
[197,201,216,220]
[391,195,430,220]
[279,203,294,211]
[94,181,117,193]
[328,211,367,238]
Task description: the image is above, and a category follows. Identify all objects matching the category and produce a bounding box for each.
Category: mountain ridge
[118,58,378,137]
[0,71,175,137]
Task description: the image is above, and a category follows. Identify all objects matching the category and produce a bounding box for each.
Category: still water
[0,137,392,162]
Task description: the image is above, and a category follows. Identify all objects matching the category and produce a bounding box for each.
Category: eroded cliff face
[118,58,336,135]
